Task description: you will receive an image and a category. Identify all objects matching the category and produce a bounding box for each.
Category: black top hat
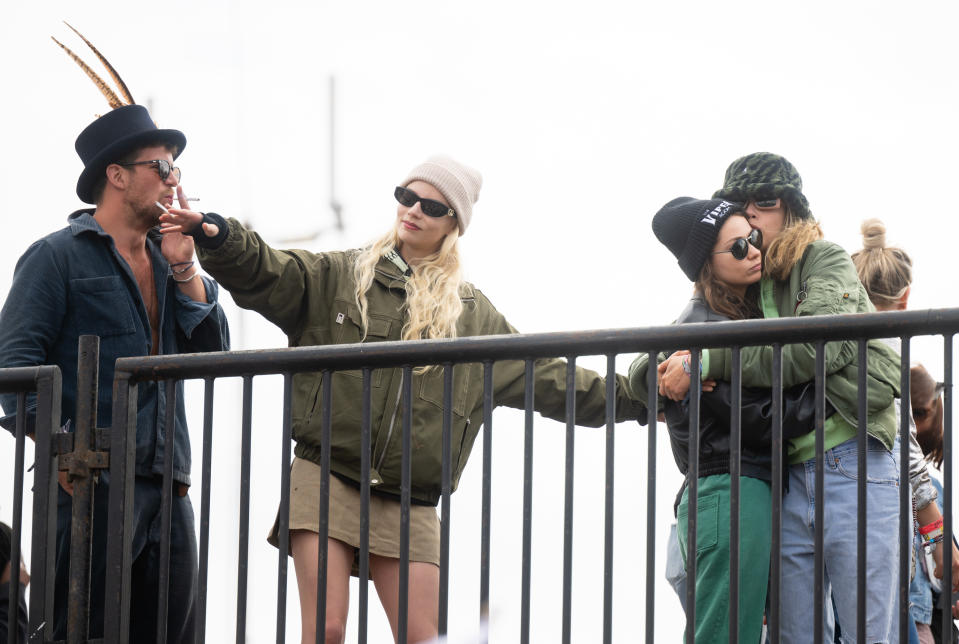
[75,104,186,204]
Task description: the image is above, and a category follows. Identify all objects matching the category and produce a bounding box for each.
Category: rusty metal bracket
[56,427,110,483]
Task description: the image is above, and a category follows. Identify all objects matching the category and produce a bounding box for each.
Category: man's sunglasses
[394,186,455,218]
[713,228,763,260]
[117,159,181,183]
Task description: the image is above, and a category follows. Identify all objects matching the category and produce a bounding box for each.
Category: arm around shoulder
[703,242,862,387]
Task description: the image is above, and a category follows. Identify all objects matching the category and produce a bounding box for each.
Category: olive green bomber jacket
[197,218,646,505]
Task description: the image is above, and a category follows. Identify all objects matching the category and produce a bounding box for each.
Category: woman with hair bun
[852,218,959,642]
[852,218,913,311]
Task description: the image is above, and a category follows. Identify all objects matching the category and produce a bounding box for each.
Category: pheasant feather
[51,36,124,109]
[63,21,135,106]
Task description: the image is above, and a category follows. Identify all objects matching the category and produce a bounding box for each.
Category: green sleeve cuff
[700,350,710,379]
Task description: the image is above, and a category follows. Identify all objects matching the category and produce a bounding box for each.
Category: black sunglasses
[394,186,455,218]
[117,159,181,183]
[713,228,763,260]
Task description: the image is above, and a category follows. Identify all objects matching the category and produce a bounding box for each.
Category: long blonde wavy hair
[352,227,464,342]
[762,204,824,281]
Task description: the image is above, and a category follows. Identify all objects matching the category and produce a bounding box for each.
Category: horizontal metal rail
[114,309,959,381]
[13,308,958,642]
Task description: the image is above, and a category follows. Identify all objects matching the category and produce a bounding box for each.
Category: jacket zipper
[794,280,808,314]
[375,370,404,472]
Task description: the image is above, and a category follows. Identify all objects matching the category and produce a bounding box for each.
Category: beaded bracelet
[922,533,945,550]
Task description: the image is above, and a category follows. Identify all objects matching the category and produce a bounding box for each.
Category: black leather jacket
[665,297,829,485]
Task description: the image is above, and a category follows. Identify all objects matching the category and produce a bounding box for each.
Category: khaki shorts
[268,457,441,571]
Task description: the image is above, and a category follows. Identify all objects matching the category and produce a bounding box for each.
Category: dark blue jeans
[53,475,197,642]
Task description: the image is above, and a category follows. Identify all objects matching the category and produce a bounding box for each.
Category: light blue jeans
[779,436,901,644]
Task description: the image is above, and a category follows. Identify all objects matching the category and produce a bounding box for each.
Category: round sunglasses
[713,228,763,260]
[394,186,456,218]
[117,159,181,183]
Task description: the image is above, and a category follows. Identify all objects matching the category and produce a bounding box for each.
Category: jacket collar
[67,209,107,237]
[677,295,730,323]
[383,247,411,277]
[369,250,475,300]
[67,208,165,259]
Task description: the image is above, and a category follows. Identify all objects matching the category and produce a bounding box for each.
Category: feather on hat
[53,23,186,204]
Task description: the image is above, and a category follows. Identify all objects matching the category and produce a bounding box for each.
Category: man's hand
[159,186,219,238]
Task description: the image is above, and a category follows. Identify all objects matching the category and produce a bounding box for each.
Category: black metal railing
[1,365,61,644]
[6,307,959,643]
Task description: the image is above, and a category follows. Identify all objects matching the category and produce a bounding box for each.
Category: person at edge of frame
[156,154,648,644]
[628,196,823,643]
[851,218,959,644]
[0,521,29,643]
[0,104,230,642]
[656,152,903,643]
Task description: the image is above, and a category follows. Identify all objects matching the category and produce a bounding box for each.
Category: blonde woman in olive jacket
[160,156,644,644]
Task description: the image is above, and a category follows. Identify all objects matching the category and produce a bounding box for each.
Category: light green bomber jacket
[699,239,901,449]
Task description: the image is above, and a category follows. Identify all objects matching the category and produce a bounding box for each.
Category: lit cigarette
[155,201,170,214]
[182,197,200,202]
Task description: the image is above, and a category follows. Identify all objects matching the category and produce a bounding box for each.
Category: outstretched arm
[162,191,317,337]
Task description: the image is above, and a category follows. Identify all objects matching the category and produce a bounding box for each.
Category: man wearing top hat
[0,105,230,641]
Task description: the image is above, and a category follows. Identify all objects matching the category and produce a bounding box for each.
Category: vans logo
[700,200,735,226]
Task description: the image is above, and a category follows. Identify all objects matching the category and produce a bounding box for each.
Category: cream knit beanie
[401,155,482,235]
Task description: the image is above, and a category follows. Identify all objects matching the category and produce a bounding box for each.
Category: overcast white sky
[2,0,958,641]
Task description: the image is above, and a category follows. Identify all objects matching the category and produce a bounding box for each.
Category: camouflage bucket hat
[712,152,812,220]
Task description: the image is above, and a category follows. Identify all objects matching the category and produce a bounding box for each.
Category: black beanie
[0,522,10,577]
[652,197,744,282]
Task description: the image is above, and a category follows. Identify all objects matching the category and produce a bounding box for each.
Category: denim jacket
[0,210,230,485]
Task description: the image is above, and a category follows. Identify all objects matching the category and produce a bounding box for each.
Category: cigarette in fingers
[155,201,170,214]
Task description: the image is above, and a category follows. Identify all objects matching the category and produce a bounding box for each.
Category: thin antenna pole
[329,75,343,231]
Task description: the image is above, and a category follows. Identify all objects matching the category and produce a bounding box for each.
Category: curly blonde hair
[352,227,464,343]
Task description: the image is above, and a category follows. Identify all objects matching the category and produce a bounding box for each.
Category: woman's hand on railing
[657,350,716,401]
